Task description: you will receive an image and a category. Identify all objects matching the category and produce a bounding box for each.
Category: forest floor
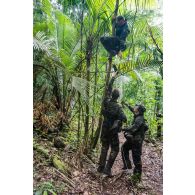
[34,132,163,195]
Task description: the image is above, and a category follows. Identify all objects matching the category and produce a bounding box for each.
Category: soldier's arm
[122,102,134,113]
[126,116,143,134]
[118,105,127,123]
[127,104,134,113]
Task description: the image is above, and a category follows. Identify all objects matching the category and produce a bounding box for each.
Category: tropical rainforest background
[33,0,163,194]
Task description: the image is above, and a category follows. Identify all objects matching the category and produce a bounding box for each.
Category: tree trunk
[53,68,62,110]
[91,49,98,139]
[154,79,163,138]
[78,0,84,146]
[91,18,100,140]
[91,0,119,150]
[84,37,93,149]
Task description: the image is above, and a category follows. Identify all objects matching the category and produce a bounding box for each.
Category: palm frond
[125,0,157,10]
[72,76,103,101]
[72,76,91,101]
[33,31,56,56]
[41,0,53,17]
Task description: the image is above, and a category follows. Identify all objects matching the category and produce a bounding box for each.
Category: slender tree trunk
[91,18,100,140]
[154,79,162,138]
[62,17,66,113]
[62,72,66,112]
[91,0,119,150]
[159,62,163,79]
[53,67,62,110]
[91,52,98,139]
[84,37,93,149]
[78,0,84,145]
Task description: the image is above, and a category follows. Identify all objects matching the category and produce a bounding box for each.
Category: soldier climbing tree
[33,0,163,194]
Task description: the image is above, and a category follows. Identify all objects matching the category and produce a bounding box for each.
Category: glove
[124,132,133,141]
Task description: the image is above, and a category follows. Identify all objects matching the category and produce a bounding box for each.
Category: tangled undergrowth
[33,102,70,134]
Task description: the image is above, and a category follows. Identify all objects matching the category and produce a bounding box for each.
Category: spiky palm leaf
[33,31,56,56]
[118,9,162,74]
[72,76,102,101]
[125,0,157,10]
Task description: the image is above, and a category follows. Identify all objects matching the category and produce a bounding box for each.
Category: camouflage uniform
[121,105,147,178]
[100,18,130,56]
[98,77,127,175]
[115,20,130,51]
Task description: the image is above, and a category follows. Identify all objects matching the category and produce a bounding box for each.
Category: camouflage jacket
[115,22,130,41]
[126,115,146,141]
[102,77,127,129]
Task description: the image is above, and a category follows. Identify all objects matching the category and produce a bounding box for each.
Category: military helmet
[137,104,146,114]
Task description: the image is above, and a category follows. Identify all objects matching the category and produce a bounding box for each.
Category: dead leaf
[83,191,89,195]
[73,170,80,177]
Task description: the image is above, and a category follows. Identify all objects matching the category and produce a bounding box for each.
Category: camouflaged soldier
[97,73,127,176]
[100,16,130,57]
[121,103,148,181]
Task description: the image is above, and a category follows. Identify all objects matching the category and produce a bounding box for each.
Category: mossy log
[33,143,75,188]
[52,156,68,173]
[33,144,49,159]
[33,143,69,173]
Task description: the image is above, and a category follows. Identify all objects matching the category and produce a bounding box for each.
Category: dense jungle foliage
[33,0,163,193]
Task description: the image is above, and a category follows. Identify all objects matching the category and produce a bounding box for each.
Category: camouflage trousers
[121,137,143,175]
[98,129,119,170]
[100,36,126,56]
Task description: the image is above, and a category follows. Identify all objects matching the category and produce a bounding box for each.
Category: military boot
[97,165,104,173]
[98,144,109,173]
[103,167,112,177]
[122,163,132,170]
[103,164,112,177]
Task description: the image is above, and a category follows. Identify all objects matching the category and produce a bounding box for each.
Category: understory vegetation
[33,0,163,194]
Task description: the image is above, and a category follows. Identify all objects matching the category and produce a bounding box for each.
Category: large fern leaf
[33,31,56,56]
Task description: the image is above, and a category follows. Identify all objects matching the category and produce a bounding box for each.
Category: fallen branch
[34,144,67,170]
[112,171,125,183]
[81,154,96,169]
[54,168,75,188]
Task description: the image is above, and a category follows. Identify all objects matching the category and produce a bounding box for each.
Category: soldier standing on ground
[97,72,127,176]
[121,103,148,182]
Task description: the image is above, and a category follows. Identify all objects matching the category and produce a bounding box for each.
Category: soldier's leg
[103,133,119,176]
[108,133,120,167]
[121,140,132,169]
[132,140,143,180]
[100,36,121,56]
[97,134,109,173]
[119,40,127,52]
